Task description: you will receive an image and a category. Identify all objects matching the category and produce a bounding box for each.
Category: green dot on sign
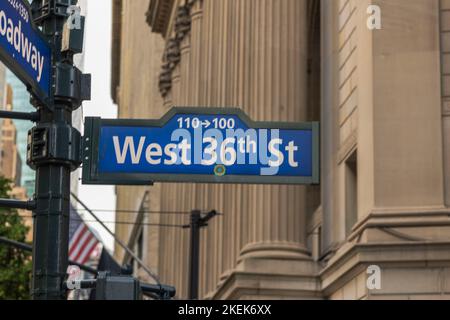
[214,165,226,176]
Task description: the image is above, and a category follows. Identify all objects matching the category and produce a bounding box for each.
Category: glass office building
[6,72,35,196]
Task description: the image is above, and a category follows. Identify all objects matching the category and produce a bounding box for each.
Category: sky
[76,0,117,252]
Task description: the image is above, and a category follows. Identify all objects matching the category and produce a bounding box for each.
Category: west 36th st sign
[82,108,320,185]
[0,0,51,103]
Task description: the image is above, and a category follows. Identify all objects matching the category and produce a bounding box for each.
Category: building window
[345,150,358,236]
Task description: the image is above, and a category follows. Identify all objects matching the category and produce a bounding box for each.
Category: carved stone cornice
[157,0,201,98]
[146,0,176,36]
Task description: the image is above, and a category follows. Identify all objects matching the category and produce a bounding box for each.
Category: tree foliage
[0,176,31,300]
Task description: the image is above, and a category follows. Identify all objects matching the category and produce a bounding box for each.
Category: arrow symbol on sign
[202,120,211,129]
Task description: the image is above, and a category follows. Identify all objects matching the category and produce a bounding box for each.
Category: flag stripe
[78,237,99,265]
[69,205,100,265]
[69,225,88,258]
[69,228,91,260]
[72,233,94,263]
[69,224,86,251]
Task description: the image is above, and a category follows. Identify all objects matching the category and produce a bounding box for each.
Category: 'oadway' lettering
[0,9,46,82]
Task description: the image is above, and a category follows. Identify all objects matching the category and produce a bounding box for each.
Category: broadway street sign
[0,0,52,103]
[82,108,320,185]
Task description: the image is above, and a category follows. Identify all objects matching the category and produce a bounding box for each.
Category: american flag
[69,205,100,265]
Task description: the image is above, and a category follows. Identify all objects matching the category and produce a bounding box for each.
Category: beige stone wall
[321,0,450,300]
[113,0,450,300]
[372,0,443,209]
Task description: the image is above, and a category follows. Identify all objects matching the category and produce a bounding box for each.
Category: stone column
[237,0,311,260]
[440,0,450,206]
[211,0,320,299]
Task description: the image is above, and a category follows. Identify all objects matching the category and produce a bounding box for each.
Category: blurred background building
[6,72,35,197]
[0,67,32,242]
[0,64,6,109]
[111,0,450,299]
[0,85,22,188]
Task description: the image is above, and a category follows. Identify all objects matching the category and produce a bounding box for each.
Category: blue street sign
[0,0,52,102]
[82,108,320,185]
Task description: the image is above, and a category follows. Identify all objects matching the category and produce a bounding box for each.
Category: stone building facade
[111,0,450,299]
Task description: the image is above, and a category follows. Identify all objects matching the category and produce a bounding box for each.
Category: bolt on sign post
[0,0,91,300]
[82,107,320,186]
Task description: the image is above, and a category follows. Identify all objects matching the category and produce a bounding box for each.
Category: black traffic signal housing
[95,272,142,300]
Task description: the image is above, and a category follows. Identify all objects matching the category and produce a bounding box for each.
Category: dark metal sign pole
[188,211,201,300]
[186,210,218,300]
[31,0,73,300]
[29,0,89,300]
